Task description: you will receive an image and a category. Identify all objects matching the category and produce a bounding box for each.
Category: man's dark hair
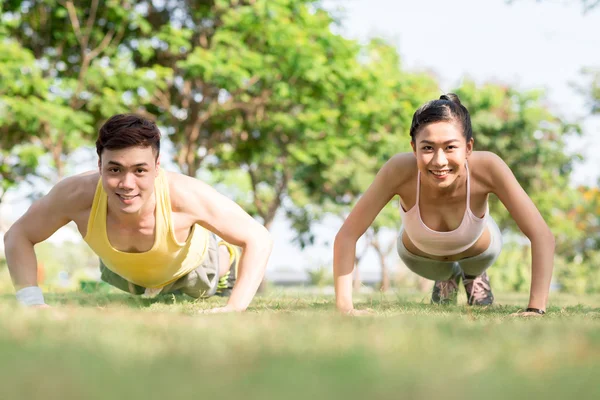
[96,114,161,158]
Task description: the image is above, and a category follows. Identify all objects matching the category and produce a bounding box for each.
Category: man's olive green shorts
[100,233,222,298]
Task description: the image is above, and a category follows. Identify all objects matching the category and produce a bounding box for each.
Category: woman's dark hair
[409,93,472,143]
[96,114,161,159]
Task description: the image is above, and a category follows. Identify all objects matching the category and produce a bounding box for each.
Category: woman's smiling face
[411,121,473,190]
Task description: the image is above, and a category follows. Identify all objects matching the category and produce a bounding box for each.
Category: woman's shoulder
[387,152,418,172]
[468,151,508,190]
[384,152,418,187]
[469,151,506,170]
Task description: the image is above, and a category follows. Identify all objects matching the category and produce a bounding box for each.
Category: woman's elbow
[530,227,555,250]
[334,228,358,250]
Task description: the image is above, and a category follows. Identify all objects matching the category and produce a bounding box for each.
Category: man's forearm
[226,236,273,311]
[4,227,40,289]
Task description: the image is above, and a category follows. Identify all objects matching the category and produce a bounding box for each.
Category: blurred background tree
[0,0,597,293]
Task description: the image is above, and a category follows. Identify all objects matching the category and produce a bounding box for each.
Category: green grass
[1,288,599,400]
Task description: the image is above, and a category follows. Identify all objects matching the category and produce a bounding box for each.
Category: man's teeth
[431,170,450,176]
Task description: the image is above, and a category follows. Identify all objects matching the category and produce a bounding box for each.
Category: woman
[333,94,554,317]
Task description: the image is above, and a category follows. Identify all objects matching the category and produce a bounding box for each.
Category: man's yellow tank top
[83,170,209,289]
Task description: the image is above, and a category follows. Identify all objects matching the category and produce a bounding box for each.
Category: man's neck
[108,193,156,227]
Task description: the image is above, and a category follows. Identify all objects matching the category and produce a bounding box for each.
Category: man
[4,114,273,313]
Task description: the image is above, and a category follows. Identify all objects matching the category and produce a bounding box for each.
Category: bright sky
[2,0,599,278]
[324,0,600,182]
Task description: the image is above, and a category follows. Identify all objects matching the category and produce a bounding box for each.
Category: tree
[284,40,439,290]
[0,0,162,182]
[0,35,46,203]
[581,68,600,114]
[124,0,368,230]
[454,81,582,237]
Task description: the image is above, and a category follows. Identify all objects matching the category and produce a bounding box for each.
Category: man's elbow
[4,223,36,252]
[4,224,20,251]
[245,225,273,252]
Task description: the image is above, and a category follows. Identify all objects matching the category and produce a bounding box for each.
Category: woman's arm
[485,152,555,312]
[334,154,410,313]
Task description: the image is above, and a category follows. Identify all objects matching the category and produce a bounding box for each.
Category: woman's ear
[466,138,474,157]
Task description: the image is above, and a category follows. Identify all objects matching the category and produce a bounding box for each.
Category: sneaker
[216,246,239,297]
[463,271,494,306]
[431,270,461,304]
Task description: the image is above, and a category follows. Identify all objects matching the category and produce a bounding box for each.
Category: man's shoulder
[164,170,211,211]
[54,171,100,211]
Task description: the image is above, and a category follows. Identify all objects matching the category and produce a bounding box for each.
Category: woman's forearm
[528,233,555,310]
[333,233,357,312]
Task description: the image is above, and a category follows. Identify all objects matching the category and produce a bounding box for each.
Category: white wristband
[15,286,46,306]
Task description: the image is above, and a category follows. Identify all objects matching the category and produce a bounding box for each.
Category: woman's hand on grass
[510,310,544,317]
[198,305,242,314]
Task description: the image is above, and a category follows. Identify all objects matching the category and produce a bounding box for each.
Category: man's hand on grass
[31,304,51,309]
[342,308,375,317]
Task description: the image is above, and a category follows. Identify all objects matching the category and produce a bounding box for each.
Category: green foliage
[487,242,531,293]
[555,251,600,294]
[305,265,334,287]
[0,144,44,200]
[582,67,600,114]
[0,0,596,292]
[455,82,583,243]
[0,0,161,183]
[34,238,99,288]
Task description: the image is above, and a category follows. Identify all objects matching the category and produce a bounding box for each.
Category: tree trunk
[380,254,390,292]
[371,232,393,292]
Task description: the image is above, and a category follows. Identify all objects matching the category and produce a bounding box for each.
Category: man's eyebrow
[106,161,149,167]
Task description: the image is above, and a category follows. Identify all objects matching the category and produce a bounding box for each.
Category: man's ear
[410,141,416,154]
[98,158,102,174]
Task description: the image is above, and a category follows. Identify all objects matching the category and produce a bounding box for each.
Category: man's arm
[173,174,273,312]
[4,177,81,305]
[484,152,555,313]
